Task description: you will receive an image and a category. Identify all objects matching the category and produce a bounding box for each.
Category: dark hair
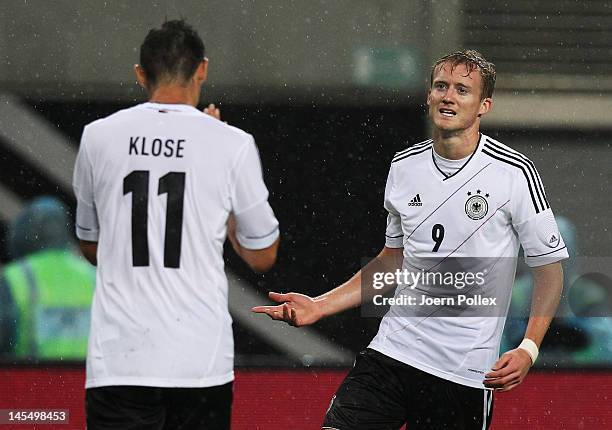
[139,20,205,88]
[430,50,496,99]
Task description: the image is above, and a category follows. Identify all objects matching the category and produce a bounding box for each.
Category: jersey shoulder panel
[204,117,253,144]
[481,135,539,177]
[481,134,550,214]
[82,105,142,131]
[391,139,433,165]
[169,109,254,153]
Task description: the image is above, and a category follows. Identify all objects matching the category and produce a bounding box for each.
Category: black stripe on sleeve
[526,245,567,258]
[483,142,546,211]
[489,141,550,209]
[510,151,550,209]
[392,144,432,164]
[482,148,542,214]
[393,139,433,159]
[484,140,549,211]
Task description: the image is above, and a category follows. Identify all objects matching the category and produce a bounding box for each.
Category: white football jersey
[73,102,279,388]
[369,134,568,389]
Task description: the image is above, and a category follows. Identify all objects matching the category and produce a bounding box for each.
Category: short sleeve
[510,165,569,267]
[72,126,100,241]
[384,165,404,248]
[231,136,279,250]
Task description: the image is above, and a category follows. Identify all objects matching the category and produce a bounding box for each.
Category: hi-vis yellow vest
[4,249,95,359]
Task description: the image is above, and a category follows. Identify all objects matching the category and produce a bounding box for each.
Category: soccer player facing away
[253,50,568,429]
[73,20,279,430]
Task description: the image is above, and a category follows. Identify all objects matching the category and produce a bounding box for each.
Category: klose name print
[129,136,185,158]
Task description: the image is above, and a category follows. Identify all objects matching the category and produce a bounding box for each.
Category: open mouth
[439,108,456,117]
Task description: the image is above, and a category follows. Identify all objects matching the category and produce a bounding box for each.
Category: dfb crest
[465,190,489,220]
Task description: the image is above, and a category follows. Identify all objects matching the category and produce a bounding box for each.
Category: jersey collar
[139,102,201,113]
[430,133,483,181]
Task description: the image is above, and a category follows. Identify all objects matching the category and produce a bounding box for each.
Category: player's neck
[432,127,481,160]
[148,84,199,107]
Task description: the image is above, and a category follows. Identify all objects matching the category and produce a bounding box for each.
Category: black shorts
[323,349,493,430]
[86,382,233,430]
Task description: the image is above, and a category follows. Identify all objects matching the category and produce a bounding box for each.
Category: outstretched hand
[252,292,323,327]
[484,348,532,392]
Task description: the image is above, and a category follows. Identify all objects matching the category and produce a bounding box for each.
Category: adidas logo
[549,235,558,244]
[408,194,423,206]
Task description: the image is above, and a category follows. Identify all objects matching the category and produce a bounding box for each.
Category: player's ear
[478,97,493,117]
[194,58,208,85]
[426,89,432,106]
[134,64,148,90]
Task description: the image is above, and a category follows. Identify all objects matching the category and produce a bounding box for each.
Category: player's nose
[442,96,455,105]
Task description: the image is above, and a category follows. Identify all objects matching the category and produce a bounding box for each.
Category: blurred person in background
[73,20,279,430]
[0,196,94,360]
[504,216,612,364]
[568,271,612,362]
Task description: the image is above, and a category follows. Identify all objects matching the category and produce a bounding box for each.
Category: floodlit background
[0,1,611,428]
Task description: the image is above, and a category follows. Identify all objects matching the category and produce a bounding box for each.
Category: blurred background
[0,0,611,428]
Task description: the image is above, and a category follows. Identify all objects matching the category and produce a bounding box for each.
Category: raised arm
[252,246,403,326]
[485,261,563,391]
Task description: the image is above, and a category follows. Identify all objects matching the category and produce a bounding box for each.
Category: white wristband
[518,338,539,365]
